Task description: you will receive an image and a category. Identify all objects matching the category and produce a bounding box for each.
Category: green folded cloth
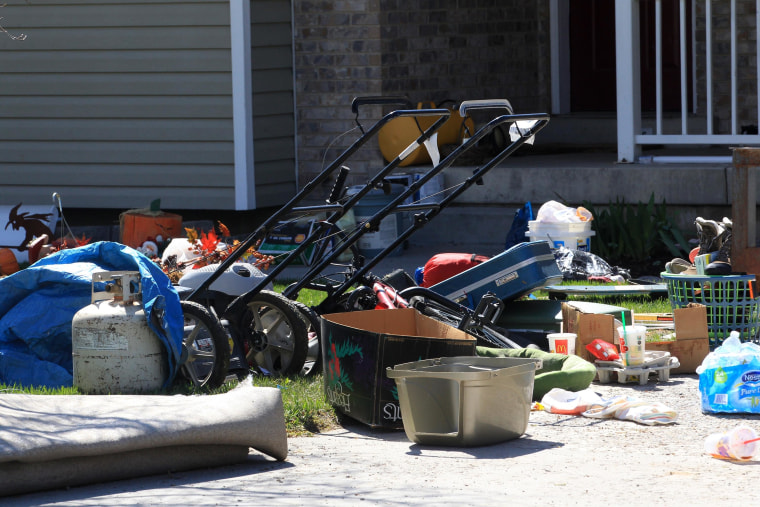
[477,347,597,401]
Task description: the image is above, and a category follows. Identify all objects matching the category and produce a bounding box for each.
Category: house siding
[0,0,297,211]
[252,0,298,207]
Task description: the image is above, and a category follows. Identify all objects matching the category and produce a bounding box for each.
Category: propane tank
[71,271,167,394]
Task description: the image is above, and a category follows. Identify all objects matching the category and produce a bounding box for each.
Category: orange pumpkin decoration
[120,210,183,249]
[0,248,20,276]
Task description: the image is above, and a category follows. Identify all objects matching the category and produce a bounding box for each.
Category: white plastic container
[547,333,577,355]
[595,352,681,385]
[526,220,594,251]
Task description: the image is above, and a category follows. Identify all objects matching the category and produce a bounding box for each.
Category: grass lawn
[1,280,674,436]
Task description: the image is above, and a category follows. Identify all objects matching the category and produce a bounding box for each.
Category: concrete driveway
[7,374,760,506]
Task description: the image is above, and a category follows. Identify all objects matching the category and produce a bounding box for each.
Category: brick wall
[293,1,383,199]
[379,0,550,111]
[293,0,551,194]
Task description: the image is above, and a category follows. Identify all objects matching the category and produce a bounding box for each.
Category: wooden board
[547,284,668,300]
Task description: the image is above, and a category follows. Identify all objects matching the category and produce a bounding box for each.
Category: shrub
[582,193,690,275]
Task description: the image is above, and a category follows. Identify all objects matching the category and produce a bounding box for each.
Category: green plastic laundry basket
[661,272,760,347]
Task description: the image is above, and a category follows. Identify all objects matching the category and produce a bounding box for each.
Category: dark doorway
[569,0,692,112]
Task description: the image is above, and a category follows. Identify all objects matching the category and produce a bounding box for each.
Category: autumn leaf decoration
[198,230,219,255]
[160,221,275,274]
[184,227,199,243]
[217,221,231,237]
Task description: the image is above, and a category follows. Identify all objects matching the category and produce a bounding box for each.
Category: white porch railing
[616,0,760,163]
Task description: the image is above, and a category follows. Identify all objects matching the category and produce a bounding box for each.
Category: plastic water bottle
[704,425,760,461]
[700,331,744,371]
[720,331,742,352]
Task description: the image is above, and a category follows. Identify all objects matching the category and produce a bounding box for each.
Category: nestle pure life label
[700,359,760,414]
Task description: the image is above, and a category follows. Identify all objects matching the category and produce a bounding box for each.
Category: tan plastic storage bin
[387,356,541,447]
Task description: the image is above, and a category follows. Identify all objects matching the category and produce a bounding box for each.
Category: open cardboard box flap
[322,307,475,342]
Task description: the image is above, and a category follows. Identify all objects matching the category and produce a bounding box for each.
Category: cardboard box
[647,305,710,374]
[564,301,709,374]
[562,302,617,363]
[320,308,476,429]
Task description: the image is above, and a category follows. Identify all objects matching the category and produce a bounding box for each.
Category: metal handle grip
[459,99,514,116]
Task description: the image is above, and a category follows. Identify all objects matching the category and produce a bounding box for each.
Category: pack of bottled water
[698,331,760,414]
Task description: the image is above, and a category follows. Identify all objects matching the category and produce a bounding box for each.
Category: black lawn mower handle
[351,96,414,114]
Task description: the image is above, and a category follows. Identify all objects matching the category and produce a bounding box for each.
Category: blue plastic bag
[504,202,533,250]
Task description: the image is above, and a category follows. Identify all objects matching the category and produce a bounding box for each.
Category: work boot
[705,220,732,275]
[695,217,725,256]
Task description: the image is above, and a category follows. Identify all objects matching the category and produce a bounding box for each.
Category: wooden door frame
[551,0,693,115]
[550,0,571,114]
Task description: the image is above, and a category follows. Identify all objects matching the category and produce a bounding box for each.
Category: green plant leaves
[582,193,690,267]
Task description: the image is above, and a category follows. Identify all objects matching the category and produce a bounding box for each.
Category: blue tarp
[0,241,184,389]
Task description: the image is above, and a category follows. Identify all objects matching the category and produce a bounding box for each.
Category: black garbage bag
[553,246,631,281]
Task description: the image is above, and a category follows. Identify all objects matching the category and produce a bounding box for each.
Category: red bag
[421,253,490,287]
[585,339,620,361]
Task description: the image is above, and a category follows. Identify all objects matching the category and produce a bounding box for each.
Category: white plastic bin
[526,220,594,251]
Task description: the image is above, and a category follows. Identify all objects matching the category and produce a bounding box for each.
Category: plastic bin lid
[387,355,541,381]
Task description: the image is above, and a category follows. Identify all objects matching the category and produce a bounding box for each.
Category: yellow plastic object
[377,102,474,167]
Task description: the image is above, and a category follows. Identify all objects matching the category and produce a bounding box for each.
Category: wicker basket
[661,273,760,347]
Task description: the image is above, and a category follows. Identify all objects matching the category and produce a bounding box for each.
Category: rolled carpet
[0,379,287,496]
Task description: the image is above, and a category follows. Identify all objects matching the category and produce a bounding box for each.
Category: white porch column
[616,0,641,163]
[230,0,255,209]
